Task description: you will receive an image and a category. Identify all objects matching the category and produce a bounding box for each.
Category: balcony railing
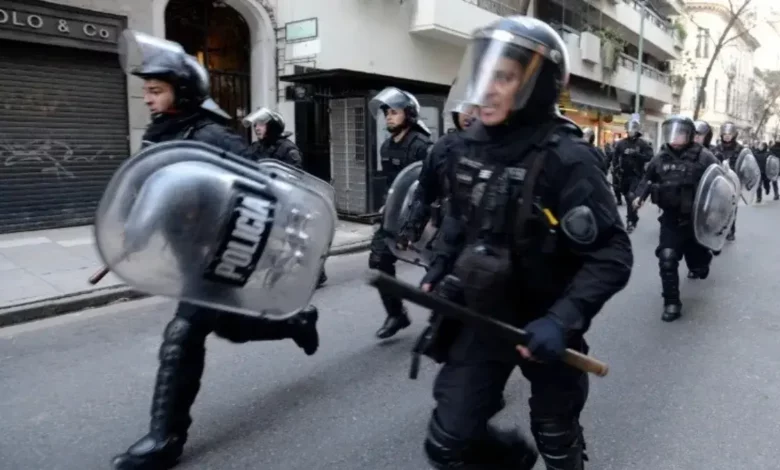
[618,53,671,85]
[626,0,673,36]
[461,0,522,17]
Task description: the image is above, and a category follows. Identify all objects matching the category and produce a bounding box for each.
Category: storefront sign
[0,7,117,42]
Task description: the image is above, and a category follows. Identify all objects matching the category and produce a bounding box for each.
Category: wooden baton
[366,270,609,378]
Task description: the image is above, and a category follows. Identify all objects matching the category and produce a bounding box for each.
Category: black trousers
[431,326,588,468]
[612,175,622,204]
[620,177,640,224]
[757,176,779,200]
[656,221,712,304]
[368,225,403,317]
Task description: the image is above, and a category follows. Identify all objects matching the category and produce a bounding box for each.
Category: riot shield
[767,155,780,181]
[725,166,740,194]
[93,141,337,320]
[735,148,760,204]
[256,159,335,211]
[381,161,436,267]
[693,164,738,251]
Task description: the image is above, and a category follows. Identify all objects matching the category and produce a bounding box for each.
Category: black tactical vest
[380,131,428,185]
[652,146,704,213]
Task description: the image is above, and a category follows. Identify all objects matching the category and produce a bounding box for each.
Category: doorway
[165,0,251,138]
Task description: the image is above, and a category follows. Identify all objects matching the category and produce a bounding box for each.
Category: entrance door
[165,0,251,138]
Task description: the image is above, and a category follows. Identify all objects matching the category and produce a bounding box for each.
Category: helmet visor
[626,120,641,136]
[242,107,283,128]
[368,87,414,117]
[444,28,551,123]
[721,122,737,141]
[118,29,184,75]
[662,120,693,147]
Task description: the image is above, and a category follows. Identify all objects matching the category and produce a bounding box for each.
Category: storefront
[558,84,622,147]
[0,0,128,234]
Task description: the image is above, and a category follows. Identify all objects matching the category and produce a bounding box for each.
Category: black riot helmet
[369,87,431,136]
[661,115,695,151]
[242,107,285,141]
[720,121,738,143]
[448,77,477,130]
[693,120,713,147]
[626,119,641,138]
[445,16,569,126]
[759,141,768,152]
[582,127,595,145]
[119,30,230,119]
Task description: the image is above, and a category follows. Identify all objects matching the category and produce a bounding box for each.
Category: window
[726,80,733,114]
[713,80,719,111]
[694,77,706,109]
[696,28,709,58]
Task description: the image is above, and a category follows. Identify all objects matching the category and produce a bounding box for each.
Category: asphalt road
[2,201,780,470]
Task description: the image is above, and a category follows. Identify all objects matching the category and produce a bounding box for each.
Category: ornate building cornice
[685,1,760,50]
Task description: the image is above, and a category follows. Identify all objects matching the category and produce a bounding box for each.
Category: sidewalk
[0,220,375,327]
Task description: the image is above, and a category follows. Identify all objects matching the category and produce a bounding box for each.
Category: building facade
[535,0,684,149]
[673,0,760,141]
[0,0,685,232]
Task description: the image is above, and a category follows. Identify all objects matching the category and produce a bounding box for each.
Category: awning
[568,87,622,114]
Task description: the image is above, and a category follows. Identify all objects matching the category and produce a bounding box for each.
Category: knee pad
[425,414,538,470]
[658,248,678,270]
[424,414,469,470]
[531,417,585,469]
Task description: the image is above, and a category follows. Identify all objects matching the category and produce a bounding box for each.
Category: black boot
[376,291,411,339]
[687,267,709,279]
[112,318,207,470]
[289,306,319,355]
[662,302,682,322]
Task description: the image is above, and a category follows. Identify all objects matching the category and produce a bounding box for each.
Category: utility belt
[650,182,695,213]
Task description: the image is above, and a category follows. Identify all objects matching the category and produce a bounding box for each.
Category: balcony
[594,0,680,61]
[410,0,522,47]
[561,29,673,107]
[655,0,685,16]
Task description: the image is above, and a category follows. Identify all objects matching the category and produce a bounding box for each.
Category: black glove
[524,315,566,362]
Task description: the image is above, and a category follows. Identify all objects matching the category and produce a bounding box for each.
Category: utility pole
[634,0,646,115]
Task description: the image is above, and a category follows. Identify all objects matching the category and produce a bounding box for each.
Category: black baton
[366,270,609,377]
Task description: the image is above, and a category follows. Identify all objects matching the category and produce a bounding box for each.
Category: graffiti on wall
[0,137,114,179]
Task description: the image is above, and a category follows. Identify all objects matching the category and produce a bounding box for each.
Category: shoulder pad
[553,134,600,166]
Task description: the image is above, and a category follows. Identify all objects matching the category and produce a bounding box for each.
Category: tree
[753,70,780,138]
[688,0,757,120]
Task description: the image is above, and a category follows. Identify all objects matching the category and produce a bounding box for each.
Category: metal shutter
[329,98,367,215]
[0,39,129,234]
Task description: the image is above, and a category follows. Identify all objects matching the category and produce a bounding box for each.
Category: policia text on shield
[367,271,609,377]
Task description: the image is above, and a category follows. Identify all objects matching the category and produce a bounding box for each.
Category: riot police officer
[111,34,320,470]
[417,17,633,469]
[368,87,433,339]
[613,119,654,232]
[605,140,622,204]
[714,122,743,241]
[243,107,303,168]
[399,101,474,246]
[754,142,779,202]
[694,120,713,149]
[583,127,608,173]
[633,116,720,322]
[243,107,328,287]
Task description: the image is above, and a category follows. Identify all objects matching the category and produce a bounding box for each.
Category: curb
[0,240,372,329]
[0,286,149,329]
